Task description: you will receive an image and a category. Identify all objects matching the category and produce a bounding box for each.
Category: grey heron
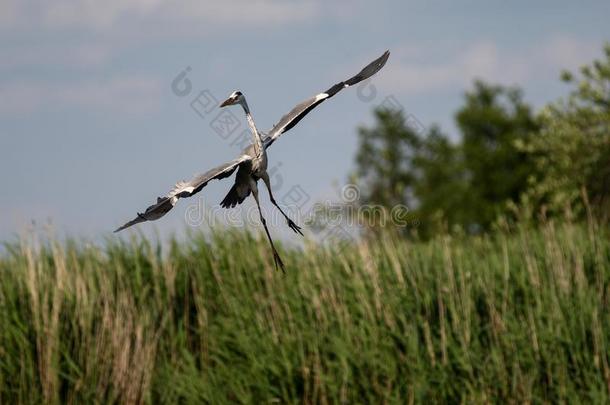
[115,50,390,271]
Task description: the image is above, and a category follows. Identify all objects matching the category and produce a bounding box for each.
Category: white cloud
[0,0,19,27]
[377,35,600,95]
[44,0,164,29]
[0,0,320,31]
[541,35,600,72]
[376,41,491,93]
[0,75,162,115]
[0,1,324,116]
[0,43,113,71]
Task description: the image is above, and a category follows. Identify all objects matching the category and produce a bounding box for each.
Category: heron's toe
[273,250,285,273]
[287,219,303,236]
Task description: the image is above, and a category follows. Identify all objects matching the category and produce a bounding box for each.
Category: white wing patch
[169,180,193,197]
[168,154,250,199]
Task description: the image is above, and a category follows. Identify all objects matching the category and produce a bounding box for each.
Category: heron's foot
[286,219,303,236]
[273,249,286,274]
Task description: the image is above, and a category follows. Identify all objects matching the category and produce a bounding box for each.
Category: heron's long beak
[220,97,234,107]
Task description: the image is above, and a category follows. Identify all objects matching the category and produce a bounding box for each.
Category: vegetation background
[352,44,610,237]
[1,44,610,404]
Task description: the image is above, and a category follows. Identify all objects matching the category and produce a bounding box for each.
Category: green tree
[455,80,539,229]
[412,126,469,233]
[352,81,538,235]
[519,43,610,219]
[353,108,422,209]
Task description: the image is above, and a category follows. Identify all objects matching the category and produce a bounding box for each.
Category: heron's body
[220,144,267,209]
[115,50,391,271]
[250,147,268,179]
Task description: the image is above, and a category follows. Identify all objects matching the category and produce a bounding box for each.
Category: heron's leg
[261,173,303,236]
[251,180,285,273]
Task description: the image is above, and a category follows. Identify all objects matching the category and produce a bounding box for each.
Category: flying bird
[115,50,390,271]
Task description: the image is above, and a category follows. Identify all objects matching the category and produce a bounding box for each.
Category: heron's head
[220,90,244,108]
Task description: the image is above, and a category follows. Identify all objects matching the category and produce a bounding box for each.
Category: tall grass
[1,219,609,403]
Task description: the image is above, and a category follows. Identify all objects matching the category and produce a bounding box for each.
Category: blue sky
[1,0,609,241]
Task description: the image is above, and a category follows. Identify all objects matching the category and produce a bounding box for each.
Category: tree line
[352,43,610,237]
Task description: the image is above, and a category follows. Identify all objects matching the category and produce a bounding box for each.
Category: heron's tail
[221,184,250,209]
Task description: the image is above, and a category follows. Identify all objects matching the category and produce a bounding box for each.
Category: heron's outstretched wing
[114,154,252,232]
[263,50,390,149]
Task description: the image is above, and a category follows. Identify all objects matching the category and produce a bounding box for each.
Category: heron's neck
[239,98,263,156]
